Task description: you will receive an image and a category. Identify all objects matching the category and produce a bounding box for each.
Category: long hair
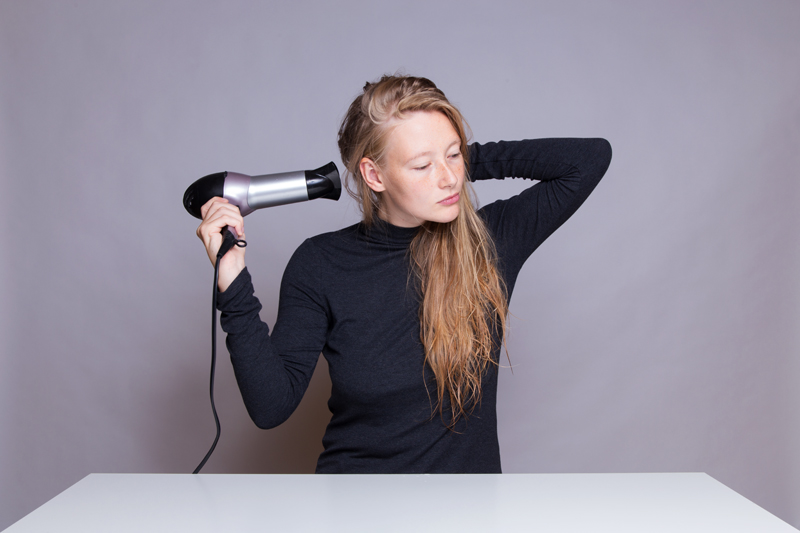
[337,75,508,426]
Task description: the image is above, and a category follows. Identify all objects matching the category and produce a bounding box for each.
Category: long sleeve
[470,138,612,291]
[217,241,328,429]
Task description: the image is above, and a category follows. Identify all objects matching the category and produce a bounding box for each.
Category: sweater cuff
[216,267,254,311]
[468,140,528,182]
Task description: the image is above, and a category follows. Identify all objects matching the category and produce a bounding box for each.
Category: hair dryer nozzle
[306,162,341,201]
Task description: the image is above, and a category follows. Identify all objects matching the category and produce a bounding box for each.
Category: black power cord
[193,229,246,474]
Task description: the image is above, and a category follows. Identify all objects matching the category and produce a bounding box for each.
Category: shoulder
[279,224,360,306]
[305,222,362,247]
[295,222,361,258]
[285,222,362,274]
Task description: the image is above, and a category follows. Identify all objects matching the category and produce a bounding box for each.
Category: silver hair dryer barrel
[183,161,341,219]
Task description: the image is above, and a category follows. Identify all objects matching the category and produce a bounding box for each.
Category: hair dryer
[183,161,341,220]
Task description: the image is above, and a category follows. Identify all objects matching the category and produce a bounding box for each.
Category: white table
[5,473,797,532]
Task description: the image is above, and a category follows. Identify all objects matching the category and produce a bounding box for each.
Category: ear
[359,157,386,193]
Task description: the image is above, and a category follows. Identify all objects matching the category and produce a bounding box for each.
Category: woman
[196,75,612,473]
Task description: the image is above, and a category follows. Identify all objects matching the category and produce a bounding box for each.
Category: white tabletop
[5,473,797,532]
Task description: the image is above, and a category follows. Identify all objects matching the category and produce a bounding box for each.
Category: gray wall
[1,0,799,529]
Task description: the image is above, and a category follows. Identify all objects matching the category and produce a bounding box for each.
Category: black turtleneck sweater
[217,138,612,473]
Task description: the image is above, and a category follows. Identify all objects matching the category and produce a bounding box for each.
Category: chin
[435,206,460,224]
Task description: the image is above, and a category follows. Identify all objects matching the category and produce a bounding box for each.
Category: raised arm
[470,138,612,286]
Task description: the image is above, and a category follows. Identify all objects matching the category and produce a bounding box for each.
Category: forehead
[385,111,460,158]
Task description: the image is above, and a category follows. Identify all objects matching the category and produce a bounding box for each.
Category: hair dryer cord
[192,230,246,474]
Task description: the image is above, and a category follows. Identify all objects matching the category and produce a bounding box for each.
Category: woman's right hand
[196,197,246,292]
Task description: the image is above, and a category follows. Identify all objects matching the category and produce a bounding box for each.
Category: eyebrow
[403,140,461,166]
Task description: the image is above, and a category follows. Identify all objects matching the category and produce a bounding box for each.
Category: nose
[438,160,459,188]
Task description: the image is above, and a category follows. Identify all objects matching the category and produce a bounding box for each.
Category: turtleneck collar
[357,217,420,250]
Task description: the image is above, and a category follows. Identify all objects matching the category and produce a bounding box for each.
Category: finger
[201,202,243,228]
[197,210,246,247]
[199,196,229,219]
[205,206,244,230]
[202,201,244,228]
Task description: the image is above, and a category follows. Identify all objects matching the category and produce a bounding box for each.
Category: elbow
[245,400,292,430]
[252,419,281,430]
[594,138,613,170]
[249,411,286,430]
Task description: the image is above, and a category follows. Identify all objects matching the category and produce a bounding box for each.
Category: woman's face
[360,110,465,227]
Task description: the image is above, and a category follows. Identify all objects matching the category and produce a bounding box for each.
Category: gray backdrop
[1,0,799,529]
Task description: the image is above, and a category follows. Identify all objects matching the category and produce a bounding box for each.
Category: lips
[438,193,460,206]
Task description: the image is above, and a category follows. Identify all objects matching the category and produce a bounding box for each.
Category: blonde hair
[337,75,508,426]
